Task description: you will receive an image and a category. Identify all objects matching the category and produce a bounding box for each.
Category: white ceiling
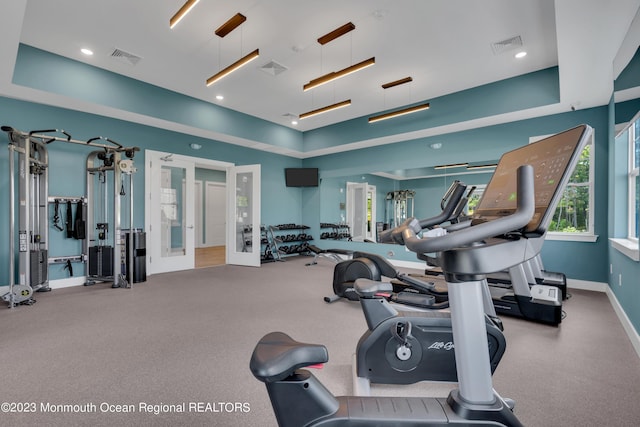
[1,0,640,157]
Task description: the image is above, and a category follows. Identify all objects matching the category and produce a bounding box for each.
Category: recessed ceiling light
[216,95,224,100]
[81,48,94,56]
[515,51,527,59]
[291,120,298,126]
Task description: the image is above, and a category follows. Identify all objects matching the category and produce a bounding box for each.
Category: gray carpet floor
[1,255,639,426]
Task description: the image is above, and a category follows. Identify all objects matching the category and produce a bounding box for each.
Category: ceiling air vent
[110,48,142,66]
[260,60,288,76]
[490,35,523,55]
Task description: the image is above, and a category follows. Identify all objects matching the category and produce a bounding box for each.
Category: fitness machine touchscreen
[472,124,593,235]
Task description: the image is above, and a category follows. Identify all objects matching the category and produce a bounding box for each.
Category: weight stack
[29,249,48,287]
[89,246,114,277]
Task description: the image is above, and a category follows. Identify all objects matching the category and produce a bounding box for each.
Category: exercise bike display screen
[473,124,592,235]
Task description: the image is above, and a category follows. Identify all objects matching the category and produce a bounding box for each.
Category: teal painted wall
[615,98,640,124]
[306,106,611,281]
[13,44,304,153]
[303,67,560,152]
[0,96,306,282]
[608,95,640,335]
[614,47,640,92]
[609,249,640,329]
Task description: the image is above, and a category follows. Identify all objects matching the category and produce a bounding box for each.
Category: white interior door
[226,164,261,267]
[346,182,367,242]
[366,184,377,242]
[205,182,226,246]
[194,180,204,248]
[147,154,195,273]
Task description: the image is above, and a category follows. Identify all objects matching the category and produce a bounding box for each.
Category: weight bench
[305,245,354,266]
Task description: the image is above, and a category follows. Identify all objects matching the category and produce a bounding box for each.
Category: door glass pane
[235,172,253,253]
[353,186,365,240]
[160,165,186,258]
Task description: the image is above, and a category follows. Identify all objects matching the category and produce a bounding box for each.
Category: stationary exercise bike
[250,124,592,426]
[352,274,504,394]
[328,183,502,392]
[250,166,533,427]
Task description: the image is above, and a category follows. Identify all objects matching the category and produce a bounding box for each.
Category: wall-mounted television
[285,168,319,187]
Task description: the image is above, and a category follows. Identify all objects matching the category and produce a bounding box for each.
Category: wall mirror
[319,162,497,243]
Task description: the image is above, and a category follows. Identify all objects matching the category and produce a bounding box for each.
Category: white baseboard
[566,278,608,292]
[0,276,88,294]
[605,286,640,360]
[49,276,88,289]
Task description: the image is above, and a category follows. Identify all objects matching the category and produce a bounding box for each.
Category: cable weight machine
[2,127,51,307]
[385,189,415,229]
[85,143,139,288]
[2,126,139,308]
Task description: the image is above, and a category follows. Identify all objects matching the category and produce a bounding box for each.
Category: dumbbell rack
[319,223,352,240]
[261,224,313,263]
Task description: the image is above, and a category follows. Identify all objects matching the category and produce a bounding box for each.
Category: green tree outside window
[549,145,591,233]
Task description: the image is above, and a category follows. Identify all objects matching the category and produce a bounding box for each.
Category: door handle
[186,225,194,229]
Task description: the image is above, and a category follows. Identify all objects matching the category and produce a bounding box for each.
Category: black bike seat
[250,332,328,383]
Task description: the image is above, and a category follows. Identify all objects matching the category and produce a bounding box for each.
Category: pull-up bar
[2,126,139,154]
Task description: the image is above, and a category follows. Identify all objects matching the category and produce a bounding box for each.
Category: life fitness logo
[428,342,454,350]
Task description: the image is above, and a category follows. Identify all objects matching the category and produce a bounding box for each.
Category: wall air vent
[110,48,142,66]
[260,60,288,76]
[490,35,523,55]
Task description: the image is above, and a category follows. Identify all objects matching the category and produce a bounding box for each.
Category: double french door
[145,150,261,273]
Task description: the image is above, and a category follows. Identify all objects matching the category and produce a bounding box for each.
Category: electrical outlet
[387,251,395,257]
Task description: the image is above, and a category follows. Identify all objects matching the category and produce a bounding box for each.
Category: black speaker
[124,230,146,283]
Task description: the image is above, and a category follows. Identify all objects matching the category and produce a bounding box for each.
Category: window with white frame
[530,132,596,239]
[628,113,639,242]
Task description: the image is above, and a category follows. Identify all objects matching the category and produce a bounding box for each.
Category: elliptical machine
[327,251,451,309]
[250,124,592,426]
[325,180,472,307]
